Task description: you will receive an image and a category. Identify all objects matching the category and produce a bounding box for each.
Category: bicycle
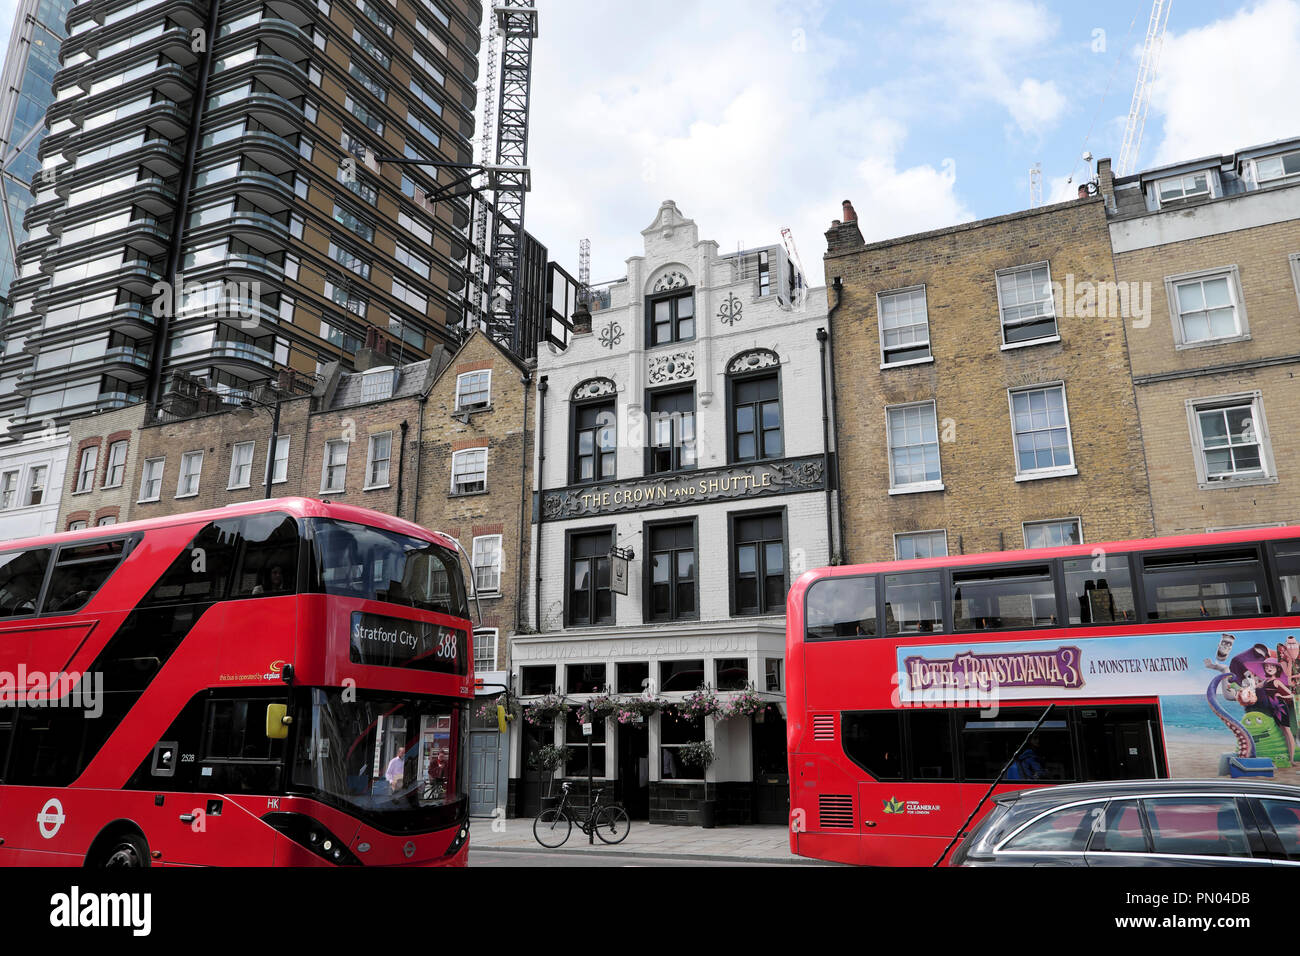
[532,781,631,847]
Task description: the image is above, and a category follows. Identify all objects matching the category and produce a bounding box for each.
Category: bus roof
[799,523,1300,581]
[9,497,458,553]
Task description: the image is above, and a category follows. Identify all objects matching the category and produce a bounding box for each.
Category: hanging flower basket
[523,694,569,726]
[615,697,664,722]
[721,689,765,720]
[676,686,723,720]
[575,692,618,724]
[677,740,715,770]
[475,698,519,723]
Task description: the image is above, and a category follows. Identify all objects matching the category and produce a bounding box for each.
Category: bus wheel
[91,830,151,868]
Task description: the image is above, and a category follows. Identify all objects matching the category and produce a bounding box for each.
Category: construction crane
[1029,163,1043,207]
[779,227,808,310]
[578,238,590,305]
[469,10,500,329]
[1117,0,1172,176]
[485,1,538,357]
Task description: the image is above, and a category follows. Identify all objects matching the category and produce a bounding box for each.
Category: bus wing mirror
[266,703,292,739]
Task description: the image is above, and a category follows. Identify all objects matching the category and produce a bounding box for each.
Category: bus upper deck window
[1063,556,1136,624]
[1275,541,1300,614]
[1142,548,1270,621]
[951,565,1055,632]
[0,549,49,617]
[805,576,876,639]
[884,571,944,635]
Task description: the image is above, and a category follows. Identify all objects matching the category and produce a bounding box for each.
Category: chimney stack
[825,199,864,254]
[571,301,592,335]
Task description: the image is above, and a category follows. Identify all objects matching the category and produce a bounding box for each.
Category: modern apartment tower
[0,0,482,435]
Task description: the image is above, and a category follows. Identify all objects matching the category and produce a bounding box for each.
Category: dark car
[950,779,1300,866]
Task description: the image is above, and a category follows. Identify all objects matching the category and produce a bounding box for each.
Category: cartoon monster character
[1207,672,1254,764]
[1241,710,1293,769]
[1238,673,1259,706]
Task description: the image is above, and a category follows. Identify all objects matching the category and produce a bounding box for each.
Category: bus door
[1077,705,1163,780]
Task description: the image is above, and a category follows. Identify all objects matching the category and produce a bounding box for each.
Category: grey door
[469,730,500,816]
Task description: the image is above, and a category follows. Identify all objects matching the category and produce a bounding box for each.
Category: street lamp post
[239,391,282,499]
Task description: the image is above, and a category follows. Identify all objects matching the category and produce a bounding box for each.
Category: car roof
[995,778,1300,807]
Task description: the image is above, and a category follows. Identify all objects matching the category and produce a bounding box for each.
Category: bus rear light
[812,714,835,741]
[818,794,854,829]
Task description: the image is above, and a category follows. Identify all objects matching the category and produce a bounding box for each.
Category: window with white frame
[894,530,947,560]
[451,447,486,494]
[886,402,942,492]
[878,287,931,365]
[455,370,491,410]
[25,465,47,506]
[176,450,203,497]
[96,515,117,526]
[471,534,502,594]
[1254,150,1300,185]
[103,440,128,488]
[365,432,392,488]
[996,263,1057,346]
[321,439,349,492]
[473,627,498,672]
[67,519,87,531]
[1167,269,1245,346]
[1023,518,1082,549]
[75,446,98,493]
[266,435,290,485]
[1189,394,1275,486]
[359,367,394,402]
[228,441,255,488]
[1156,171,1211,205]
[1291,254,1300,312]
[0,470,18,508]
[1009,384,1075,478]
[138,458,164,502]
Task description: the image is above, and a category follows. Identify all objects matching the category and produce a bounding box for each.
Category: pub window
[884,570,944,634]
[959,711,1074,783]
[806,575,877,639]
[716,658,748,691]
[647,289,695,346]
[567,530,613,627]
[565,708,606,778]
[648,387,696,474]
[1064,555,1137,624]
[0,549,50,618]
[43,539,128,614]
[732,511,785,615]
[616,661,649,695]
[660,710,705,779]
[765,658,783,692]
[1141,548,1271,621]
[647,522,696,621]
[1275,541,1300,614]
[730,372,781,462]
[660,659,705,692]
[566,663,607,694]
[520,665,557,696]
[952,564,1056,631]
[572,400,616,483]
[841,711,903,781]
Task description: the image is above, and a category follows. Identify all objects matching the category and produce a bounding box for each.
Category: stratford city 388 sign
[537,455,826,520]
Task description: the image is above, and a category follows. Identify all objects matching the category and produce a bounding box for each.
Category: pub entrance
[752,704,789,824]
[617,720,650,819]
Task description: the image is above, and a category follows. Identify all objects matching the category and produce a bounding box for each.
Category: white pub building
[512,202,835,824]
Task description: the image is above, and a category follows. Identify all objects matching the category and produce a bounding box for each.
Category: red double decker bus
[0,497,475,866]
[786,527,1300,866]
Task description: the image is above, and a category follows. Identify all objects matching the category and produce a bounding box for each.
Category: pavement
[467,818,820,865]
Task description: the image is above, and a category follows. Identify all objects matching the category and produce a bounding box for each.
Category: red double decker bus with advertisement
[786,526,1300,866]
[0,497,475,866]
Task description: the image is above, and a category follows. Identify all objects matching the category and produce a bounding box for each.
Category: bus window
[1275,541,1300,614]
[0,549,49,617]
[952,564,1055,631]
[909,710,955,780]
[203,697,285,793]
[1063,555,1136,624]
[1141,548,1271,621]
[232,514,299,598]
[841,712,903,781]
[43,539,127,614]
[144,520,239,606]
[884,571,944,635]
[805,575,876,639]
[959,712,1073,782]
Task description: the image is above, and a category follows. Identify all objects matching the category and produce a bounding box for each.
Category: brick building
[517,201,832,824]
[1102,137,1300,534]
[823,193,1155,564]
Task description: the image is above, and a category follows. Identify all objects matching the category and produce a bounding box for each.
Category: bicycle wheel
[533,808,572,848]
[594,805,631,845]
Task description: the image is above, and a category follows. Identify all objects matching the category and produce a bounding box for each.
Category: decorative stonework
[718,293,743,326]
[571,378,616,401]
[652,271,689,292]
[647,350,695,384]
[727,349,780,375]
[599,322,623,350]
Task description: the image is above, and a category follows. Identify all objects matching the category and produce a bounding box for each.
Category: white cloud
[1148,0,1300,165]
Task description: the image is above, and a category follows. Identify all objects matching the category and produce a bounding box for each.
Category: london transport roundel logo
[37,798,65,839]
[403,841,416,859]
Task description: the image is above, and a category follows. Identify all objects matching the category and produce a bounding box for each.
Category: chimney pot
[841,200,858,222]
[1078,185,1088,199]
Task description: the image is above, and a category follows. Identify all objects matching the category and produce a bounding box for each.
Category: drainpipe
[533,375,548,631]
[824,277,847,563]
[146,0,222,409]
[395,419,409,518]
[414,394,427,525]
[515,368,531,631]
[816,328,834,563]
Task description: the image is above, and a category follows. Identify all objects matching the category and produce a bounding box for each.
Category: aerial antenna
[578,238,590,305]
[1029,163,1043,207]
[1117,0,1172,176]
